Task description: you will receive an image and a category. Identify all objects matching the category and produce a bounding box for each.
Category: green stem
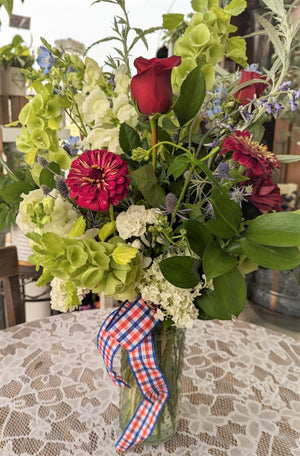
[170,163,196,227]
[109,205,115,223]
[149,116,159,171]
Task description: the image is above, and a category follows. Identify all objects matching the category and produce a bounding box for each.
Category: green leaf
[162,13,184,31]
[277,155,300,164]
[159,256,201,288]
[119,122,141,155]
[196,267,246,319]
[256,14,285,66]
[224,0,247,16]
[202,241,237,280]
[167,155,190,180]
[239,238,300,270]
[210,192,241,236]
[191,0,208,12]
[244,212,300,247]
[131,164,165,207]
[112,245,137,265]
[0,181,34,203]
[182,220,213,257]
[67,216,86,238]
[173,65,206,126]
[39,162,60,188]
[99,221,116,241]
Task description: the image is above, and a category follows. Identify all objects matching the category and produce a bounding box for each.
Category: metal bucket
[247,266,300,318]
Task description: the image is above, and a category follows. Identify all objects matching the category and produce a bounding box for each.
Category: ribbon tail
[115,331,169,451]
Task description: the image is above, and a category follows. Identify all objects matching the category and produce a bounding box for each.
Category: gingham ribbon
[97,296,169,451]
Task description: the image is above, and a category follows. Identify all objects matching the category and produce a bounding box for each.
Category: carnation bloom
[66,149,130,212]
[221,130,280,176]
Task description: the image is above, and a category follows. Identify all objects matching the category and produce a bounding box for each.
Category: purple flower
[278,81,292,91]
[289,98,298,112]
[273,101,284,117]
[36,46,54,74]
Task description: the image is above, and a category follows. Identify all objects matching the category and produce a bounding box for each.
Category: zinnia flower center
[87,164,107,187]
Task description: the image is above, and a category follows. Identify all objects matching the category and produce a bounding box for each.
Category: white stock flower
[112,94,138,126]
[81,87,110,124]
[115,64,131,94]
[116,205,158,240]
[84,57,106,86]
[84,126,122,154]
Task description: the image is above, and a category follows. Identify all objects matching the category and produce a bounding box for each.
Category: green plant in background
[0,34,34,69]
[0,157,37,230]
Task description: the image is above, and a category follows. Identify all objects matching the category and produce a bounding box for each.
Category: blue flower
[36,46,54,74]
[63,136,81,156]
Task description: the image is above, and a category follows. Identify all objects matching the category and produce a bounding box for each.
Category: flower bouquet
[14,0,300,450]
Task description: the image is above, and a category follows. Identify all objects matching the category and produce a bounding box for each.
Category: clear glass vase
[119,323,186,445]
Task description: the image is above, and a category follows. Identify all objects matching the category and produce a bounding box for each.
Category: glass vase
[119,323,186,445]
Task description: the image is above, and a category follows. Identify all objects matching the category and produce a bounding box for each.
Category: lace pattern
[0,309,299,455]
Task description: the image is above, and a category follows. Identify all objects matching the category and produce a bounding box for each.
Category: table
[0,309,299,456]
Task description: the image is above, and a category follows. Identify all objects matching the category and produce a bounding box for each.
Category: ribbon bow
[97,296,169,451]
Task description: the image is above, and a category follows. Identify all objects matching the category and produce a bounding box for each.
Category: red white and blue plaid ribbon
[97,296,169,451]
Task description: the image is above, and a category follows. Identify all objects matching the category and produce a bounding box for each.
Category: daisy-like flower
[66,148,130,212]
[221,130,280,177]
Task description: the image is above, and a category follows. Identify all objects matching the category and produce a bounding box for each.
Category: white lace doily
[0,309,299,455]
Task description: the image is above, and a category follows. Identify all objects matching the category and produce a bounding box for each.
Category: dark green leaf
[244,212,300,247]
[203,241,237,280]
[0,181,34,203]
[119,123,142,154]
[173,66,206,126]
[159,256,201,288]
[182,220,213,257]
[239,238,300,270]
[195,267,246,319]
[131,164,165,207]
[210,192,241,236]
[167,155,190,180]
[39,162,60,189]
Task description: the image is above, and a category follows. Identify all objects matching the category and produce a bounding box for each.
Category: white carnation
[116,205,158,240]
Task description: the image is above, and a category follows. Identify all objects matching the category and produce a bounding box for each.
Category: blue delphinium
[36,46,54,74]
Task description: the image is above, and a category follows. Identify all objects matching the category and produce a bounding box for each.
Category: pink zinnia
[66,149,130,212]
[221,130,280,177]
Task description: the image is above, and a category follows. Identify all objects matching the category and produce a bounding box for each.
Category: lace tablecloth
[0,309,299,456]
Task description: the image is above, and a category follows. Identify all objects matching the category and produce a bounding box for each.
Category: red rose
[233,69,268,106]
[245,173,282,213]
[130,55,181,115]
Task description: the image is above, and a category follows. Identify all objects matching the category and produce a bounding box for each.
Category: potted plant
[0,34,34,95]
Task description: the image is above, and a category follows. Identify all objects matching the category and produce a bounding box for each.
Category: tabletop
[0,308,299,456]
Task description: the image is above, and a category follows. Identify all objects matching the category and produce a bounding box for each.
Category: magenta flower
[221,130,280,177]
[66,149,130,212]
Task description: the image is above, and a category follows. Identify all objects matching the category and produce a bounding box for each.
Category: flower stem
[170,163,195,227]
[109,204,115,223]
[150,116,159,171]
